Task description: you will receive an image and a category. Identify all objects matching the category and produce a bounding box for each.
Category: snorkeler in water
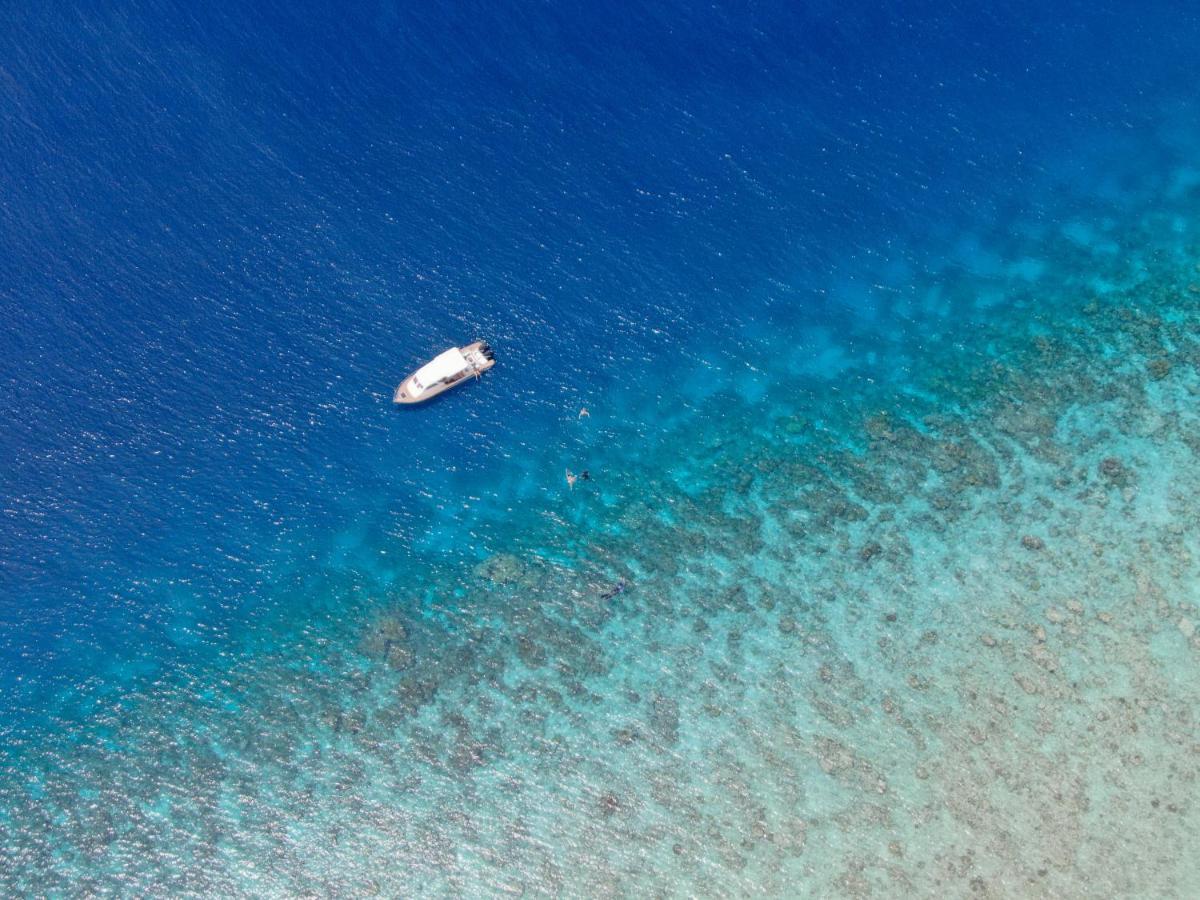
[600,578,627,600]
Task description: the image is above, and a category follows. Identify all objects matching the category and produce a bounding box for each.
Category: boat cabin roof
[413,347,469,388]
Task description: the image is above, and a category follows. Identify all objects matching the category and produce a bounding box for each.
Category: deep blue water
[4,2,1200,893]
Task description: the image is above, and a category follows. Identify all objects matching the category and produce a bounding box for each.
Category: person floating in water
[600,578,627,600]
[578,407,590,418]
[565,468,577,489]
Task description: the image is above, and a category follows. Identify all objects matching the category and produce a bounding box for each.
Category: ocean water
[3,1,1200,896]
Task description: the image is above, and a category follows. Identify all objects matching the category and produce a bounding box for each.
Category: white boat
[393,341,495,404]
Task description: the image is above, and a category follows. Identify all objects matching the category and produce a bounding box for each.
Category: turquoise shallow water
[5,109,1200,896]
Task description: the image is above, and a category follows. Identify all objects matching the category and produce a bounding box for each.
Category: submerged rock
[474,553,526,585]
[612,727,639,746]
[598,792,622,817]
[650,693,681,745]
[859,541,883,563]
[864,412,899,442]
[450,739,488,774]
[1147,357,1172,380]
[1099,456,1134,487]
[360,614,415,670]
[386,644,414,671]
[516,634,547,668]
[1021,535,1046,551]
